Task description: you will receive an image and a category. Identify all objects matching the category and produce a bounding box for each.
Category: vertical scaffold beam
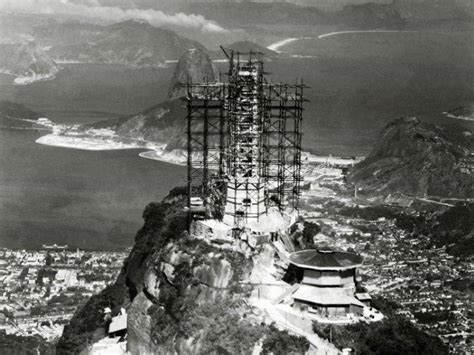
[186,82,227,219]
[186,50,306,227]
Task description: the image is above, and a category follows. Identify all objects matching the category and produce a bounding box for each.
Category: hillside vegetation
[348,117,472,198]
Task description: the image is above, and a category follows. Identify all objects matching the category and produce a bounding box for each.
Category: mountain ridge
[0,41,60,83]
[348,117,473,199]
[3,19,203,68]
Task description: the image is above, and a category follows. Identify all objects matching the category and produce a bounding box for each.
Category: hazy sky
[0,0,228,33]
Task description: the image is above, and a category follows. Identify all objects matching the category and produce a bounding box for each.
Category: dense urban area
[0,246,127,345]
[299,157,473,354]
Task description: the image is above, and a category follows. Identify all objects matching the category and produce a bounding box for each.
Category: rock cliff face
[168,47,218,99]
[347,117,473,198]
[122,197,256,354]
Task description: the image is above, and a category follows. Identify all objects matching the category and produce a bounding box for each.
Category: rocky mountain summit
[57,191,309,354]
[168,47,218,99]
[348,117,473,198]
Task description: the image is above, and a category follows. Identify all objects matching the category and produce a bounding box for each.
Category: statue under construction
[186,49,305,229]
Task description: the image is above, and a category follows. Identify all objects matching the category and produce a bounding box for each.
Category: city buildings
[0,248,127,341]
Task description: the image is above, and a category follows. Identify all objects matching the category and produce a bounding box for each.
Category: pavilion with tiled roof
[289,249,363,271]
[288,249,367,319]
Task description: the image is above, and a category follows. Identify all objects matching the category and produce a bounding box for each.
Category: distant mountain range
[0,0,471,76]
[393,0,473,22]
[91,0,473,20]
[0,18,206,69]
[183,1,407,29]
[348,117,473,199]
[39,19,205,67]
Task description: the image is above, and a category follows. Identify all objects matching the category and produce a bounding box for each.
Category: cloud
[0,0,228,33]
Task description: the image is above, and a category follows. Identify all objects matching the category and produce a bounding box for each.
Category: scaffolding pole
[185,50,306,226]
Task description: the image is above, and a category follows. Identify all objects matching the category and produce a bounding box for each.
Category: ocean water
[0,129,185,250]
[271,31,474,155]
[0,30,472,249]
[0,63,175,122]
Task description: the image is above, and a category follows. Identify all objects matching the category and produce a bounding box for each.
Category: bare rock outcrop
[127,292,155,355]
[57,192,310,355]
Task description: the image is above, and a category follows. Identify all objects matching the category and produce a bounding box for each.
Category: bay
[0,129,185,250]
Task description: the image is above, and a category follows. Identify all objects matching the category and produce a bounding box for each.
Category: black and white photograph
[0,0,472,354]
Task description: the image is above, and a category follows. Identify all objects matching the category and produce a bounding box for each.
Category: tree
[313,307,447,355]
[299,222,320,249]
[262,326,310,354]
[45,253,53,266]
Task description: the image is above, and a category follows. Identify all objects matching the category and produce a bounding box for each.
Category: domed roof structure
[289,249,363,271]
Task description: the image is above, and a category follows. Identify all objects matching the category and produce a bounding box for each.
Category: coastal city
[0,0,472,353]
[0,246,128,341]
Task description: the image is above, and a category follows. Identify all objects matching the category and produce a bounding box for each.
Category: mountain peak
[108,18,155,31]
[168,47,218,99]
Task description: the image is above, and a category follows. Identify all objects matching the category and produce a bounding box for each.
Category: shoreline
[317,30,418,39]
[267,37,310,53]
[139,150,187,166]
[35,133,361,168]
[267,30,420,53]
[442,113,474,122]
[0,67,61,86]
[35,133,188,165]
[35,134,155,151]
